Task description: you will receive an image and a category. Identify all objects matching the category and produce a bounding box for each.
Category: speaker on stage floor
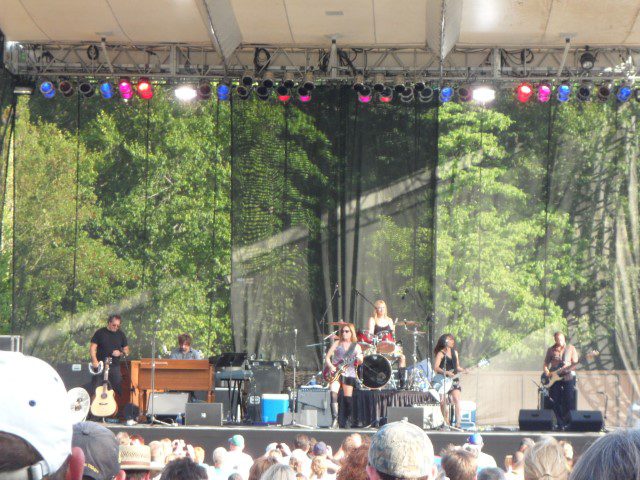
[518,409,556,431]
[387,405,444,430]
[566,410,603,432]
[296,388,332,428]
[148,392,189,416]
[279,410,318,427]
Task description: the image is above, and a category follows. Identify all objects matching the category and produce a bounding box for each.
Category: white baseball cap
[0,351,72,476]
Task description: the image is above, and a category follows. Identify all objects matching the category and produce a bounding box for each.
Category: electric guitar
[322,354,358,384]
[541,350,599,389]
[432,358,490,395]
[90,357,117,417]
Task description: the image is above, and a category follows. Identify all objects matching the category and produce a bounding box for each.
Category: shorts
[340,375,356,387]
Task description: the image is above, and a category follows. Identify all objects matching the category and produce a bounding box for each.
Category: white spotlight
[175,84,197,101]
[472,86,496,104]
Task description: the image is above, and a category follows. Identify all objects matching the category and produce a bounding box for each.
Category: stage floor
[106,424,605,463]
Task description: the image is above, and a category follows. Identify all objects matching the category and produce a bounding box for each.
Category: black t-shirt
[91,327,128,364]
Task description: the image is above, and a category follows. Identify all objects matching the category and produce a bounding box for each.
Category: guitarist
[543,331,578,428]
[90,314,129,399]
[433,334,467,428]
[324,323,363,428]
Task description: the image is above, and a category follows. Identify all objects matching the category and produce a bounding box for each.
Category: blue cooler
[261,394,289,423]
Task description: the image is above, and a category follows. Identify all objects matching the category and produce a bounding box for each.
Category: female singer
[367,300,407,386]
[325,323,363,428]
[433,333,467,428]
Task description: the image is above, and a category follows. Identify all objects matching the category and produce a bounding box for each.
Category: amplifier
[148,392,189,416]
[54,363,93,391]
[248,361,285,395]
[296,388,332,428]
[387,405,444,429]
[0,335,22,352]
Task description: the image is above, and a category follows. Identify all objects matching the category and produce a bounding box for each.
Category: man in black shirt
[90,314,129,396]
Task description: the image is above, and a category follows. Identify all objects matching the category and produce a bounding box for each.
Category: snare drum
[357,354,392,389]
[376,332,396,354]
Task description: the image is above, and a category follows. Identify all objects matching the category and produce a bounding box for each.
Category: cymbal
[396,320,418,327]
[329,321,350,326]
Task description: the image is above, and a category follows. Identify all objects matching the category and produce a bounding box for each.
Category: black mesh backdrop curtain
[231,86,438,369]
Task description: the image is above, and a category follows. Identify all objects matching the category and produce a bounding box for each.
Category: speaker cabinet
[387,405,444,429]
[148,392,189,416]
[54,363,94,391]
[566,410,603,432]
[518,409,556,431]
[248,361,285,395]
[279,410,318,427]
[296,388,332,428]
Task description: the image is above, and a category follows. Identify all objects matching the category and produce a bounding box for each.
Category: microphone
[336,283,341,297]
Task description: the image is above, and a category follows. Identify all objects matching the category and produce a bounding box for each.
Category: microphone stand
[318,283,340,365]
[149,318,172,426]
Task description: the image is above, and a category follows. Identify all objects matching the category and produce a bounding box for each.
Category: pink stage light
[118,77,134,100]
[537,83,552,103]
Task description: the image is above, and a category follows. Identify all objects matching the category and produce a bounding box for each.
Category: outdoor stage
[106,424,605,463]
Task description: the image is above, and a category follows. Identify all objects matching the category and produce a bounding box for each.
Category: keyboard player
[169,333,203,360]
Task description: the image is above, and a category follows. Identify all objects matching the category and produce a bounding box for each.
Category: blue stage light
[217,83,230,101]
[439,86,453,103]
[99,81,114,99]
[557,83,571,103]
[39,80,55,98]
[616,84,632,102]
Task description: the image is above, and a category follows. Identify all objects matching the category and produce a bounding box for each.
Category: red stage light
[137,77,153,100]
[516,83,533,103]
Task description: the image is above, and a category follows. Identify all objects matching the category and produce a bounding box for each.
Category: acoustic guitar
[541,350,599,389]
[90,357,117,417]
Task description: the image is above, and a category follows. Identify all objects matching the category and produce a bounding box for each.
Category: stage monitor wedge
[518,409,556,431]
[566,410,604,432]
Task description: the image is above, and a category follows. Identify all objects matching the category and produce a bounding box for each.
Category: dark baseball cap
[72,422,121,480]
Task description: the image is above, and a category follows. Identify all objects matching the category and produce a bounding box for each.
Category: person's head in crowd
[441,447,477,480]
[295,475,307,480]
[340,434,362,458]
[160,440,173,459]
[569,429,640,480]
[248,457,279,480]
[478,467,506,480]
[193,447,206,465]
[261,464,296,480]
[159,458,207,480]
[119,445,151,480]
[311,443,328,458]
[72,422,122,480]
[336,444,370,480]
[310,457,326,479]
[293,435,311,454]
[557,441,573,470]
[0,352,85,480]
[519,439,535,453]
[227,475,242,480]
[308,438,318,453]
[464,433,485,456]
[116,433,131,447]
[510,451,525,473]
[367,420,437,480]
[288,457,302,474]
[267,449,283,460]
[212,448,227,469]
[129,436,145,447]
[147,442,165,471]
[228,435,246,452]
[524,438,568,480]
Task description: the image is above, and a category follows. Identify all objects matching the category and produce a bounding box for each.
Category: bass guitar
[432,358,490,395]
[90,357,117,418]
[541,350,599,389]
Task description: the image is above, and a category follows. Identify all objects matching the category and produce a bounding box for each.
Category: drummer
[367,300,407,387]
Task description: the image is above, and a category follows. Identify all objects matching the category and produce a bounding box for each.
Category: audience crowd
[2,351,640,480]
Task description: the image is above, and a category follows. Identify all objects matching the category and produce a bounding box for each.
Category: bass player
[324,322,363,428]
[543,331,579,428]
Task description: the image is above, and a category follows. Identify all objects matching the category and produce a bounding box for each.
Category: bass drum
[357,354,392,389]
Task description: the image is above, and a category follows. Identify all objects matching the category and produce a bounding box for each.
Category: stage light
[59,79,74,98]
[302,72,315,91]
[634,88,640,102]
[414,78,427,92]
[297,87,311,103]
[137,77,153,100]
[473,86,495,103]
[217,82,231,101]
[236,85,252,100]
[373,73,386,93]
[515,82,533,103]
[357,85,372,103]
[457,85,472,102]
[118,77,134,100]
[400,86,414,103]
[98,81,114,99]
[255,85,271,101]
[615,83,632,102]
[39,80,56,98]
[79,81,94,98]
[261,72,275,89]
[175,84,197,101]
[379,86,393,103]
[353,74,365,93]
[417,86,434,103]
[241,70,254,87]
[439,86,454,103]
[537,83,552,103]
[597,83,611,102]
[580,48,596,71]
[393,74,406,93]
[197,82,212,100]
[577,82,592,101]
[276,84,290,102]
[556,82,572,103]
[283,72,295,89]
